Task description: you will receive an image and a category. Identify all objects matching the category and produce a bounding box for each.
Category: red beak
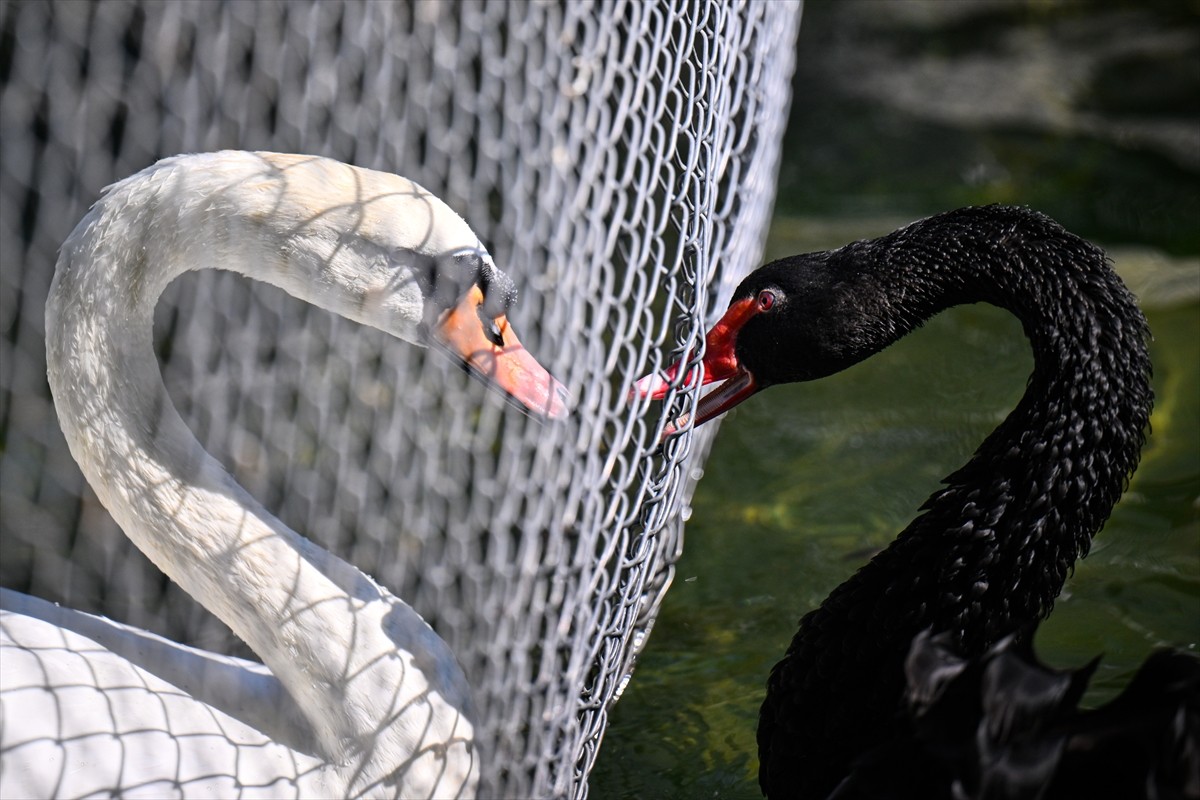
[632,296,762,430]
[432,285,570,420]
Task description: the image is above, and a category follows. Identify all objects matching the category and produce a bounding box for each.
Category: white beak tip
[632,372,669,398]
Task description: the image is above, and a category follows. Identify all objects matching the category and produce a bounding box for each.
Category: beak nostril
[476,305,506,347]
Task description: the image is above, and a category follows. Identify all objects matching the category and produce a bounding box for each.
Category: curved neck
[761,207,1152,798]
[883,208,1152,633]
[45,153,476,793]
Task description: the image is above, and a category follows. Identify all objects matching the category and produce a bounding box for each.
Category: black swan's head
[722,245,914,385]
[633,231,940,424]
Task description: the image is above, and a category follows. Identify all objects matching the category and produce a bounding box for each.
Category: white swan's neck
[45,152,478,795]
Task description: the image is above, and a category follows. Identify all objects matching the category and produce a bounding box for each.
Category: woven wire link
[0,1,800,795]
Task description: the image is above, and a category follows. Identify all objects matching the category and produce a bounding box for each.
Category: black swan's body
[836,630,1200,799]
[635,206,1199,798]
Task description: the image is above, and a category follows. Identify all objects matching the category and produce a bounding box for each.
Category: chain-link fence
[0,1,801,795]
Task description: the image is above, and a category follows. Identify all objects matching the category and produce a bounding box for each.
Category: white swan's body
[1,589,332,797]
[0,151,566,798]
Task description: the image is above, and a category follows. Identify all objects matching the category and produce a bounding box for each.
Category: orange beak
[431,285,569,420]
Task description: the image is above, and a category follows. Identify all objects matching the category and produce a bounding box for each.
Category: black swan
[635,205,1199,798]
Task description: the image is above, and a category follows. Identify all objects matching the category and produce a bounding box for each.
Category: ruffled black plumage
[830,631,1200,800]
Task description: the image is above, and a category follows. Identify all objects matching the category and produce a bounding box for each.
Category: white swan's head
[245,152,570,420]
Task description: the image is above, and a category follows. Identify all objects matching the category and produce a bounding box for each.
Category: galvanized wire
[0,1,800,795]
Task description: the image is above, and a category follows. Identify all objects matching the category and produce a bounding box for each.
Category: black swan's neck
[757,207,1153,799]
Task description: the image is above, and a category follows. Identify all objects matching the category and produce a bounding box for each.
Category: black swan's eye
[757,290,776,311]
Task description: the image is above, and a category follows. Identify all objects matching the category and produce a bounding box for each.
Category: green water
[591,3,1199,796]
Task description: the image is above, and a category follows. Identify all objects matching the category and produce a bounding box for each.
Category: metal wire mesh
[0,1,800,795]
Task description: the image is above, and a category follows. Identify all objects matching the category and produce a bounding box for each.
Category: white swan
[0,151,568,799]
